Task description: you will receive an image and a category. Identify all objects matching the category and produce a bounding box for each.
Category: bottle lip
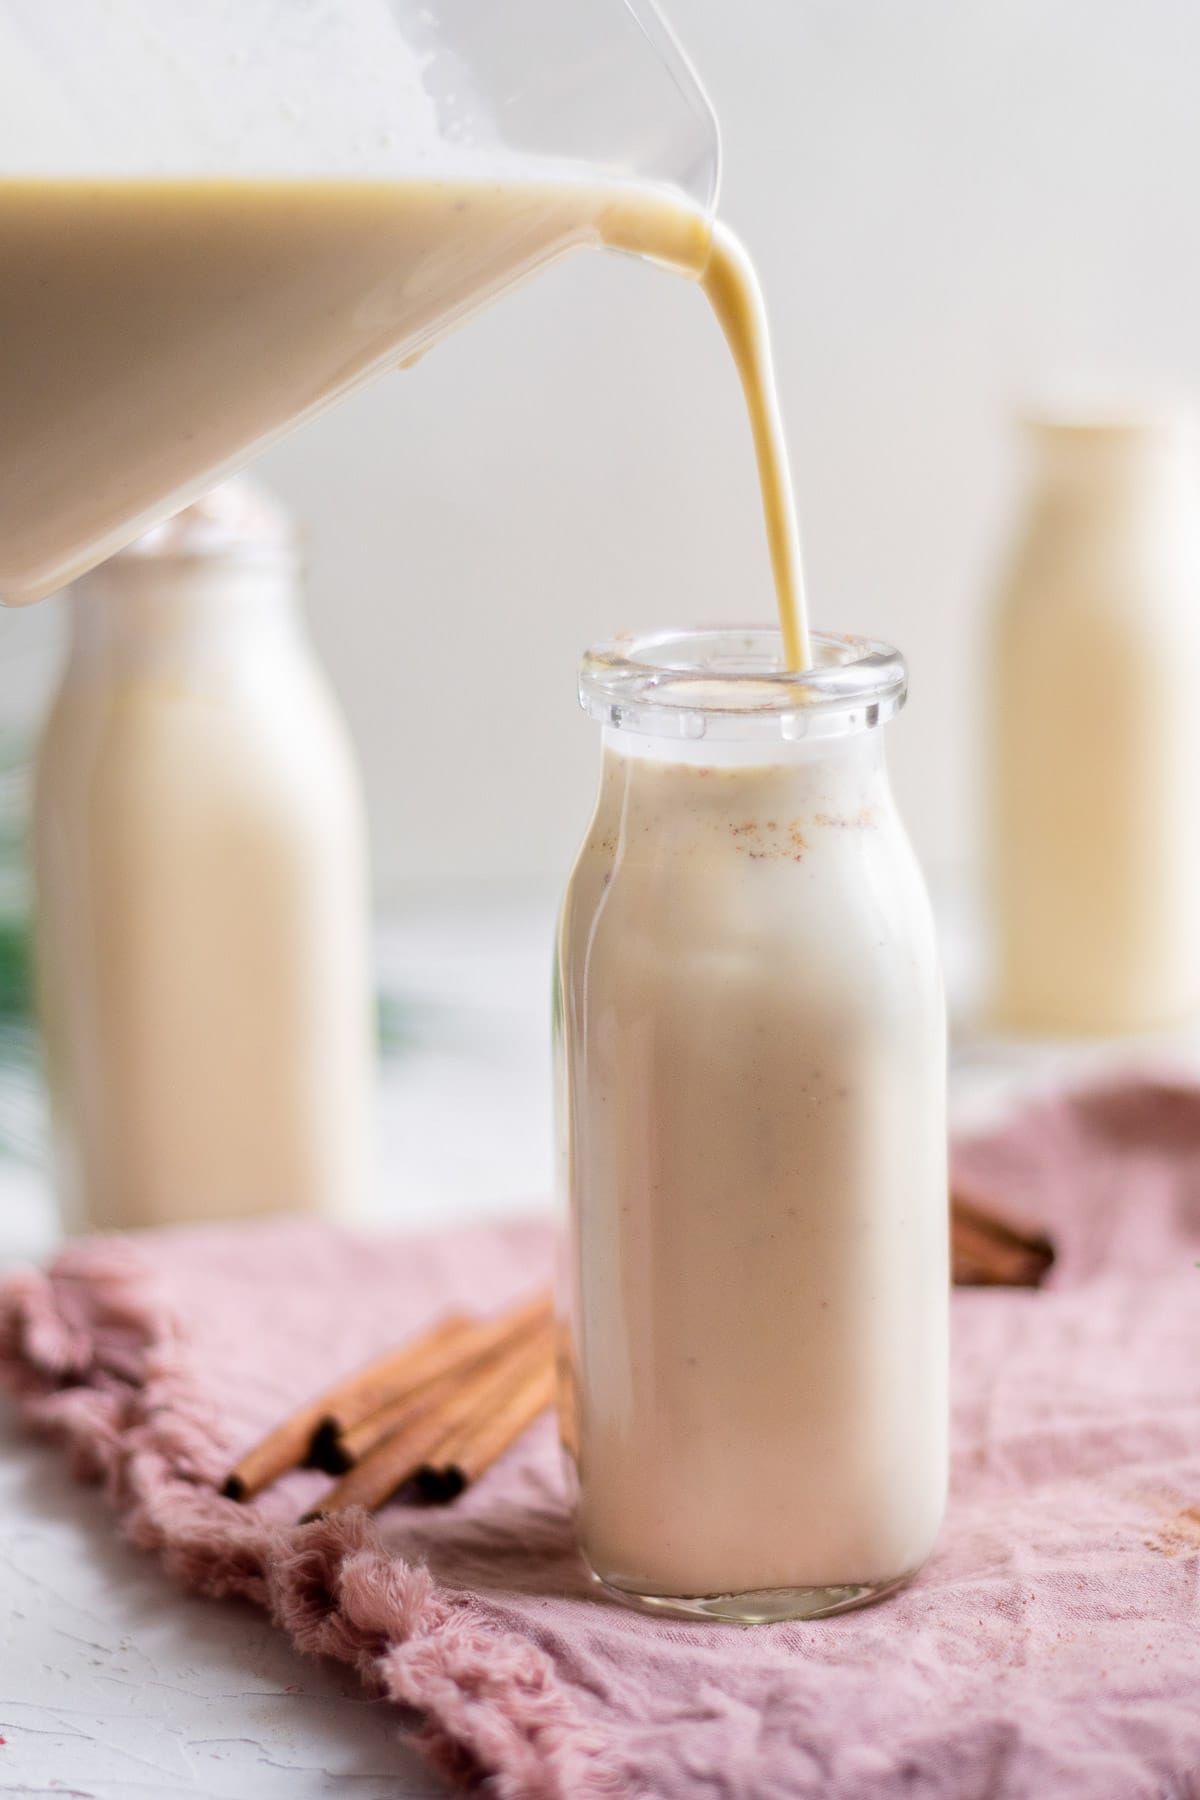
[1020,394,1198,446]
[579,627,906,741]
[109,477,297,565]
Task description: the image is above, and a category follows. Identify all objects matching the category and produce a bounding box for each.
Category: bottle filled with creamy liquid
[989,412,1200,1034]
[33,480,376,1232]
[555,628,948,1622]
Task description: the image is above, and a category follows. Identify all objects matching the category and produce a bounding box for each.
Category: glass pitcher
[0,0,718,605]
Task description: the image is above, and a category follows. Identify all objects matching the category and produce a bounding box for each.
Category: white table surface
[3,891,1198,1800]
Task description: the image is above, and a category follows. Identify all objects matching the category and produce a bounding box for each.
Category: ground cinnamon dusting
[1147,1504,1200,1556]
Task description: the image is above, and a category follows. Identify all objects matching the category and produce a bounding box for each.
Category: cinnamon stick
[317,1290,551,1439]
[302,1321,554,1519]
[419,1356,556,1500]
[314,1299,549,1473]
[554,1316,580,1464]
[222,1309,471,1501]
[311,1369,443,1472]
[950,1189,1055,1288]
[222,1289,550,1500]
[308,1366,464,1474]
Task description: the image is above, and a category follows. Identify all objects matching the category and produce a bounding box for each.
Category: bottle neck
[598,720,890,821]
[600,719,888,772]
[65,553,304,675]
[1030,420,1198,515]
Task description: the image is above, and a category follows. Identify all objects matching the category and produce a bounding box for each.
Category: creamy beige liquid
[557,729,948,1599]
[33,528,375,1232]
[991,419,1200,1032]
[0,178,809,665]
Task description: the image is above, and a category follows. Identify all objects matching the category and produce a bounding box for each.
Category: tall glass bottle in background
[989,413,1200,1034]
[33,480,375,1231]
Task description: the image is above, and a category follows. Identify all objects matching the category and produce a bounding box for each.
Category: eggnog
[33,485,374,1231]
[556,632,948,1618]
[990,414,1200,1032]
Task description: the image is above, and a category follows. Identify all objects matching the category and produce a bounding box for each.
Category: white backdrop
[6,0,1200,903]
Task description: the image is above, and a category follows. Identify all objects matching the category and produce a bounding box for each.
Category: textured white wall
[6,1,1200,902]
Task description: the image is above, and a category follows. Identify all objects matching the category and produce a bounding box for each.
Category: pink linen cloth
[2,1080,1199,1799]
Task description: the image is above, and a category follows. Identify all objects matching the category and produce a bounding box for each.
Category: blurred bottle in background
[989,409,1200,1035]
[33,479,375,1231]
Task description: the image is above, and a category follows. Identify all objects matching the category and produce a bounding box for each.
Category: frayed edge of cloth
[0,1238,624,1800]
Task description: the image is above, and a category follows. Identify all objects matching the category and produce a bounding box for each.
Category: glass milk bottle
[990,414,1200,1034]
[555,628,948,1622]
[33,480,375,1232]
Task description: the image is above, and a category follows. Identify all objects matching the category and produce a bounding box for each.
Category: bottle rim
[109,478,297,565]
[578,626,907,742]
